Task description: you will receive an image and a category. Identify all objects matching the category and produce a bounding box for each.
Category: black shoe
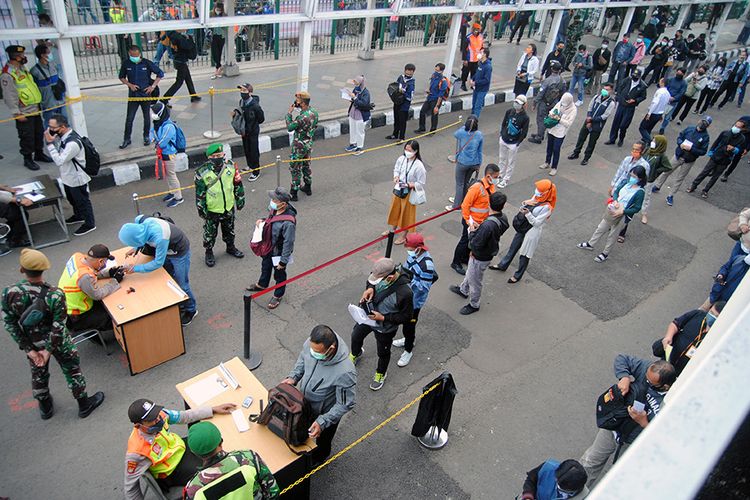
[73,225,96,236]
[24,158,40,171]
[449,284,469,298]
[301,184,312,196]
[190,96,202,102]
[460,84,467,91]
[226,246,245,258]
[528,136,542,144]
[414,128,426,133]
[77,391,104,418]
[604,140,615,145]
[658,129,665,135]
[35,152,53,163]
[205,249,215,267]
[567,153,579,160]
[181,309,198,326]
[460,304,480,315]
[617,140,624,147]
[65,215,85,225]
[39,396,54,420]
[450,262,466,275]
[9,239,31,248]
[143,138,151,146]
[119,139,132,150]
[581,158,589,165]
[720,176,728,182]
[290,189,299,202]
[385,135,397,140]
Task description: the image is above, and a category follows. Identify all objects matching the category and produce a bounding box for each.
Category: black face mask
[676,74,684,80]
[17,56,28,65]
[211,157,224,168]
[631,75,640,81]
[240,92,250,100]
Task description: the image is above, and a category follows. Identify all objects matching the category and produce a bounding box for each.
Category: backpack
[231,108,245,136]
[250,383,313,451]
[167,121,187,153]
[65,132,101,177]
[183,36,198,60]
[250,214,296,257]
[387,82,405,106]
[149,211,175,225]
[595,383,643,444]
[543,77,566,106]
[18,284,51,332]
[441,76,451,99]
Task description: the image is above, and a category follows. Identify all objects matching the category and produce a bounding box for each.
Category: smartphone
[632,401,645,413]
[242,396,253,408]
[361,301,374,315]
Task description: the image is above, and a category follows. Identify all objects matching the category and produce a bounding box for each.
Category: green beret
[206,143,223,157]
[187,421,222,456]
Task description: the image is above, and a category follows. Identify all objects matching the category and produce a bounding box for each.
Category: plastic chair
[70,329,111,355]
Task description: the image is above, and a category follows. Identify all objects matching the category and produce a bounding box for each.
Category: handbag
[512,206,533,234]
[394,157,416,198]
[543,115,560,129]
[409,184,426,205]
[448,131,475,163]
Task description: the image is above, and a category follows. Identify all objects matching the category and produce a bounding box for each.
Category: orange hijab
[532,179,557,212]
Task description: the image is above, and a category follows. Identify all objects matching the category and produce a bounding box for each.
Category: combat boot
[205,248,215,267]
[39,396,54,420]
[300,183,312,196]
[290,189,299,202]
[226,246,244,258]
[77,391,105,418]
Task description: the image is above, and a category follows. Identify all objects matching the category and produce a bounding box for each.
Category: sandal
[268,296,282,309]
[594,253,608,263]
[489,264,506,271]
[393,237,406,245]
[381,230,391,236]
[617,236,626,244]
[245,284,266,292]
[701,192,708,199]
[507,277,519,284]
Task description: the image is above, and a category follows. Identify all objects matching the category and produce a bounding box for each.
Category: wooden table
[13,174,69,249]
[102,247,187,375]
[176,357,315,499]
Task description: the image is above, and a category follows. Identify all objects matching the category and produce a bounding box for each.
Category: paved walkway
[0,18,746,184]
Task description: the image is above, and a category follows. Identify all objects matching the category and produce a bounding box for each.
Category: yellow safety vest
[8,67,42,107]
[195,465,257,500]
[110,6,126,23]
[126,413,186,479]
[203,164,236,214]
[58,253,97,316]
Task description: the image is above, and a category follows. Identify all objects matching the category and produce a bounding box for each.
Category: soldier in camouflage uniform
[195,143,246,267]
[285,91,319,201]
[563,15,584,71]
[1,248,104,420]
[183,421,279,499]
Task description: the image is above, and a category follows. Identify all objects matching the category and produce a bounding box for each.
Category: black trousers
[639,113,663,141]
[642,60,664,86]
[691,158,728,193]
[400,307,420,353]
[696,87,716,114]
[351,323,396,374]
[418,99,439,131]
[163,62,197,99]
[722,150,744,179]
[715,81,740,108]
[67,301,112,332]
[210,35,225,69]
[0,201,25,244]
[258,254,287,298]
[392,105,408,140]
[573,125,602,159]
[451,218,470,267]
[672,95,696,122]
[460,61,478,85]
[16,114,44,158]
[498,230,524,270]
[123,100,151,142]
[64,184,95,227]
[241,133,260,173]
[310,422,339,466]
[608,106,636,143]
[509,20,528,43]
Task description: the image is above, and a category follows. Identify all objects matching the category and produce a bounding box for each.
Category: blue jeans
[545,134,564,169]
[472,90,487,117]
[569,74,586,102]
[164,252,197,313]
[42,105,67,129]
[154,43,174,66]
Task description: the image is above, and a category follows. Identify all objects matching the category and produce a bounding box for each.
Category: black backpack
[183,36,198,60]
[543,77,566,106]
[64,132,101,176]
[387,82,405,106]
[595,383,643,444]
[250,383,313,452]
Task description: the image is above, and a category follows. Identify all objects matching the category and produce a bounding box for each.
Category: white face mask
[150,111,161,121]
[602,44,608,49]
[404,150,416,159]
[534,189,543,198]
[650,141,656,149]
[368,277,383,286]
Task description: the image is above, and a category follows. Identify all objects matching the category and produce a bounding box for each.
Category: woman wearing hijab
[490,179,556,283]
[386,140,426,245]
[539,92,577,176]
[150,101,184,207]
[448,115,483,210]
[345,75,371,156]
[637,134,671,225]
[577,165,647,263]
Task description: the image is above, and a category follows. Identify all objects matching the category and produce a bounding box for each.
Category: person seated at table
[58,244,124,333]
[0,184,32,254]
[183,421,280,499]
[124,398,237,500]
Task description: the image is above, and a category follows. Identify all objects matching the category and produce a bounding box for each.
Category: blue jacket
[535,460,561,500]
[675,126,710,161]
[723,59,750,84]
[152,119,178,156]
[612,40,635,64]
[710,253,749,303]
[118,57,164,97]
[118,215,190,273]
[454,128,483,166]
[397,74,415,112]
[665,76,687,104]
[404,250,435,310]
[349,85,371,121]
[427,72,449,101]
[473,58,493,92]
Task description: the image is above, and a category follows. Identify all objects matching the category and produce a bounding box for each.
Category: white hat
[514,95,527,105]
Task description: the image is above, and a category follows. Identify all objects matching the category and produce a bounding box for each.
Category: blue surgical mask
[129,56,141,64]
[601,89,609,98]
[732,126,741,135]
[705,312,717,327]
[269,201,278,211]
[145,418,165,434]
[375,278,391,293]
[47,53,54,62]
[627,176,638,186]
[534,189,543,198]
[310,347,328,360]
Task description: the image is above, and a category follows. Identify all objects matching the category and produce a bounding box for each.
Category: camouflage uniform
[1,280,88,401]
[194,160,246,250]
[285,106,319,191]
[183,450,280,499]
[563,20,584,70]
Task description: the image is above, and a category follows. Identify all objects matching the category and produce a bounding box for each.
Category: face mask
[150,111,161,121]
[48,128,60,136]
[676,74,684,80]
[367,276,383,286]
[145,418,165,434]
[513,103,523,111]
[627,176,638,186]
[668,42,674,47]
[705,312,717,328]
[18,56,28,65]
[214,9,222,14]
[631,74,640,81]
[601,44,608,49]
[375,278,391,293]
[269,200,278,211]
[406,250,416,257]
[650,141,656,149]
[310,347,328,360]
[636,38,643,44]
[622,38,628,43]
[240,92,250,100]
[47,53,54,62]
[555,487,574,500]
[404,150,416,159]
[129,56,141,64]
[492,177,501,186]
[534,189,543,198]
[601,89,609,98]
[732,126,741,135]
[211,157,224,167]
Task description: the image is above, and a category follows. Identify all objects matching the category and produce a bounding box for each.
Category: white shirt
[648,87,671,115]
[47,130,90,187]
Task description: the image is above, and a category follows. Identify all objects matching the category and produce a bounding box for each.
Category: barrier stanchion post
[243,291,263,369]
[203,87,221,139]
[132,193,140,216]
[276,154,282,187]
[385,230,395,258]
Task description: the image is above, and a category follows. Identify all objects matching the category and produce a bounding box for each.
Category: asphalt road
[0,78,747,499]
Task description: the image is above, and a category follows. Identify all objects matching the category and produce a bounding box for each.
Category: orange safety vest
[126,411,186,479]
[58,252,97,316]
[461,178,495,225]
[467,33,484,63]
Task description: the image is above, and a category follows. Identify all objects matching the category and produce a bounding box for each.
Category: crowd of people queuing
[2,5,750,500]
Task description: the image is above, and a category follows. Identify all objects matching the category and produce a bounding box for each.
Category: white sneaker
[392,337,406,347]
[397,351,413,367]
[448,196,455,203]
[549,168,558,176]
[538,163,550,170]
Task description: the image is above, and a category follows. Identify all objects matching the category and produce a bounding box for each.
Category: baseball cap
[268,187,292,203]
[188,421,223,456]
[88,244,114,260]
[128,398,163,423]
[514,95,527,105]
[404,233,428,251]
[237,82,254,92]
[368,258,396,284]
[702,115,713,126]
[19,248,50,271]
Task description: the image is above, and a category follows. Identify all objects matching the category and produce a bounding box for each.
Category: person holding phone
[385,141,426,245]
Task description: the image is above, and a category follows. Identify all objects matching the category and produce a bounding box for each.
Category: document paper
[184,374,228,406]
[348,304,378,327]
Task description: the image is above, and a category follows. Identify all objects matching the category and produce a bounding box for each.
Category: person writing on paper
[183,421,279,499]
[58,244,124,334]
[124,398,237,500]
[118,214,198,326]
[0,184,32,252]
[282,325,356,467]
[246,187,297,310]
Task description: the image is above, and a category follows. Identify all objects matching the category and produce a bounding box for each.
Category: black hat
[555,459,588,492]
[128,398,164,423]
[5,45,25,56]
[87,244,114,260]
